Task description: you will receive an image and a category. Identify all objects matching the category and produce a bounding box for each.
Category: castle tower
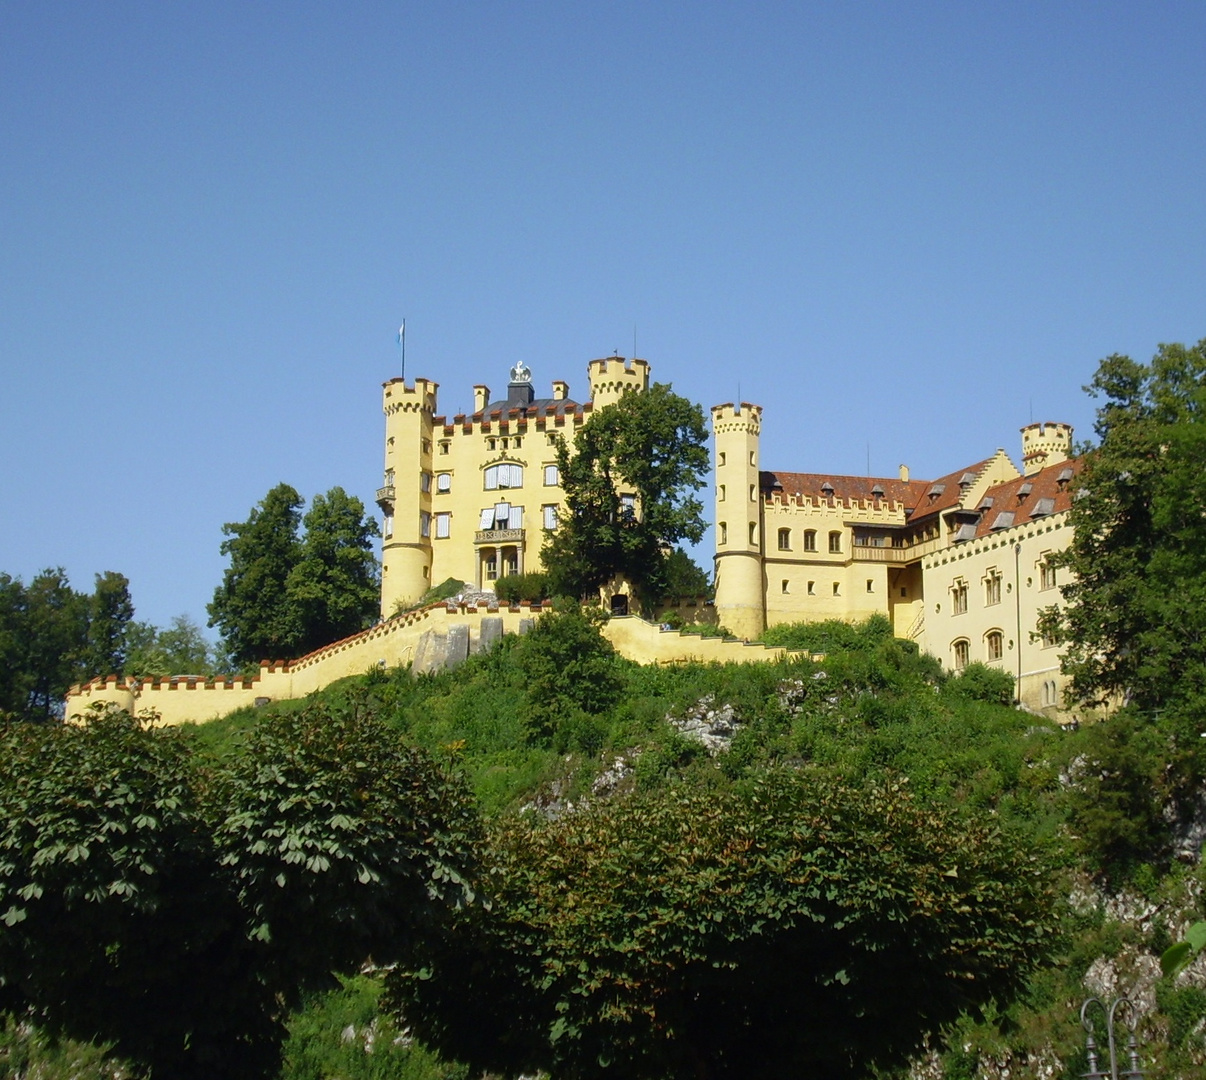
[379,377,438,617]
[1020,422,1074,476]
[711,402,765,639]
[588,357,650,409]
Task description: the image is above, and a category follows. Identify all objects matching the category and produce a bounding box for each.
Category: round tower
[379,377,438,617]
[1020,421,1074,476]
[588,357,650,409]
[711,402,765,640]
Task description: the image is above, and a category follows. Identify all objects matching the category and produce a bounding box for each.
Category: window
[422,439,431,455]
[778,528,791,550]
[1040,558,1057,590]
[383,513,393,539]
[781,579,790,594]
[953,639,970,670]
[952,580,968,615]
[420,511,431,538]
[986,630,1003,661]
[719,522,727,545]
[479,503,523,531]
[807,581,815,595]
[828,531,842,554]
[384,468,395,486]
[420,472,431,493]
[439,441,450,455]
[985,570,1001,606]
[485,463,523,490]
[749,522,758,545]
[866,579,874,593]
[484,552,498,581]
[749,484,756,502]
[620,493,637,519]
[832,582,840,596]
[1041,626,1058,648]
[435,512,451,538]
[749,452,756,466]
[543,504,558,530]
[544,464,559,486]
[718,452,726,466]
[803,530,817,552]
[436,473,451,493]
[718,484,726,502]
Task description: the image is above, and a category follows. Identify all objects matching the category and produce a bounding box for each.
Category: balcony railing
[375,485,396,511]
[850,536,944,562]
[475,528,526,544]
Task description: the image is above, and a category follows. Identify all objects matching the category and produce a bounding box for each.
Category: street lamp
[1080,996,1144,1079]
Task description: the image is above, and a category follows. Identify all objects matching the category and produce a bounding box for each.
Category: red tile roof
[973,459,1081,537]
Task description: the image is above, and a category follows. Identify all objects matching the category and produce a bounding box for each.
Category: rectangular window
[439,441,450,455]
[832,582,840,596]
[866,579,873,593]
[420,472,431,493]
[807,581,815,595]
[1040,559,1057,590]
[803,531,817,552]
[479,507,494,530]
[544,464,559,486]
[828,531,842,553]
[437,473,451,493]
[543,504,558,530]
[985,571,1001,606]
[952,580,968,615]
[420,511,431,538]
[719,522,727,545]
[508,505,524,529]
[781,579,789,593]
[953,640,969,669]
[718,484,726,502]
[383,514,393,539]
[718,452,726,466]
[435,512,450,538]
[778,528,791,550]
[986,631,1003,661]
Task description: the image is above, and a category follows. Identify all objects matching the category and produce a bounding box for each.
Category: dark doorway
[610,594,629,616]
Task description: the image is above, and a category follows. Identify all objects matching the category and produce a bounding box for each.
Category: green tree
[125,614,219,676]
[84,571,133,678]
[543,384,709,608]
[0,701,480,1079]
[1040,340,1206,712]
[390,771,1055,1080]
[287,487,380,655]
[659,546,712,599]
[209,484,381,666]
[209,483,305,665]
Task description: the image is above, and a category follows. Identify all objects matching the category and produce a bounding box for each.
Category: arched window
[952,639,970,670]
[803,530,817,552]
[778,528,791,550]
[828,530,842,553]
[484,463,523,490]
[986,630,1003,661]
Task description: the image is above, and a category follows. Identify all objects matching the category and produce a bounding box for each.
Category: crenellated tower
[1020,421,1074,476]
[379,377,438,616]
[711,402,765,639]
[588,357,650,409]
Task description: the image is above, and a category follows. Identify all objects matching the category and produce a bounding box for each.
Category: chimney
[473,385,490,413]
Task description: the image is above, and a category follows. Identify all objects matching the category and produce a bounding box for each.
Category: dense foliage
[392,772,1054,1080]
[209,484,380,665]
[542,383,709,608]
[0,569,133,721]
[0,702,479,1079]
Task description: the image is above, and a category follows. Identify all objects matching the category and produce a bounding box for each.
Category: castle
[66,351,1081,725]
[377,356,650,615]
[712,401,1077,715]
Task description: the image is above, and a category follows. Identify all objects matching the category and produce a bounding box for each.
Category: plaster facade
[378,357,649,615]
[712,407,1081,719]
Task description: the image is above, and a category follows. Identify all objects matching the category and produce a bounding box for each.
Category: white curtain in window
[508,506,524,529]
[479,507,494,529]
[436,513,450,538]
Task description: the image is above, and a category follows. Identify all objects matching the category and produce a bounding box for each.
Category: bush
[944,662,1016,705]
[762,614,894,653]
[494,573,550,604]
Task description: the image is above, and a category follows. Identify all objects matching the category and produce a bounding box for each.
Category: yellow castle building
[712,403,1079,717]
[377,356,650,615]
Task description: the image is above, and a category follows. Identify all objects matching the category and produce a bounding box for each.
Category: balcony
[475,528,525,544]
[375,485,396,512]
[850,536,943,563]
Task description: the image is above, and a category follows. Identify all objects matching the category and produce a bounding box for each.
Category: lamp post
[1080,996,1144,1079]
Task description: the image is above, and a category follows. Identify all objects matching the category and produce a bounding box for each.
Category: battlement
[711,402,763,435]
[383,377,439,416]
[588,357,650,407]
[1021,421,1074,476]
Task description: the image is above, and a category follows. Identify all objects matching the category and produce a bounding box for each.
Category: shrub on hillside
[494,573,550,604]
[762,614,894,653]
[943,661,1016,706]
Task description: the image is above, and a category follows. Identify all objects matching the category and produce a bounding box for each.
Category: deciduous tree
[542,384,709,608]
[390,772,1055,1080]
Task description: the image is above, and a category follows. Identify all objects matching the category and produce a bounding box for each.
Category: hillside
[5,611,1206,1078]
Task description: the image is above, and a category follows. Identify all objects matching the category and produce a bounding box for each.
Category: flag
[397,321,405,344]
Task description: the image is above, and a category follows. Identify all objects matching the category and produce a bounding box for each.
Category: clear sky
[2,1,1204,634]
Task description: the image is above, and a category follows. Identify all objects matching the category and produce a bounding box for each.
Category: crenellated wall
[65,603,795,727]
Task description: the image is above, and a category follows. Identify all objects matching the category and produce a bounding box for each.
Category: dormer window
[1057,467,1074,489]
[1016,482,1033,501]
[977,496,994,511]
[927,483,945,502]
[870,483,885,498]
[821,481,835,497]
[1031,497,1056,518]
[958,472,976,488]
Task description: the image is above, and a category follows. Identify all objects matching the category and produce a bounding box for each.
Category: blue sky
[2,1,1204,633]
